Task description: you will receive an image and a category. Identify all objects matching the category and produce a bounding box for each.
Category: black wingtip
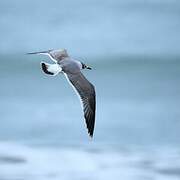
[88,130,94,138]
[89,134,93,139]
[86,122,95,139]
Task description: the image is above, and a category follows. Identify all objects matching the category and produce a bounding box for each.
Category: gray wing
[65,72,96,137]
[27,49,68,62]
[27,50,57,62]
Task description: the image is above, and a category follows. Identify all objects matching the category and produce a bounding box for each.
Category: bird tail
[40,62,62,76]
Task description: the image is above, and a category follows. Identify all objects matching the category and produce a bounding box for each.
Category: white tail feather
[41,62,62,76]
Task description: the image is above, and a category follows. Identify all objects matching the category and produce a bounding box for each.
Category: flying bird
[27,49,96,137]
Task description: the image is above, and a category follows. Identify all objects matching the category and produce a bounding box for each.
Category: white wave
[0,142,180,180]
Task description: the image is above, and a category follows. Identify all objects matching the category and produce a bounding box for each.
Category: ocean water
[0,0,180,179]
[0,55,180,145]
[0,142,180,180]
[0,0,180,56]
[0,54,180,179]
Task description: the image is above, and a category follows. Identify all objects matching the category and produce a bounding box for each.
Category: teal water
[0,54,180,180]
[0,0,180,56]
[0,0,180,179]
[0,54,180,146]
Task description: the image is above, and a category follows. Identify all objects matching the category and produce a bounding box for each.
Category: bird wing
[27,50,57,62]
[65,72,96,137]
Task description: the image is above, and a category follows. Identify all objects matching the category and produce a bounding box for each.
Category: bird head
[81,62,92,70]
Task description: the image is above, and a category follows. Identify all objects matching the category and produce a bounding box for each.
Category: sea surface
[0,54,180,179]
[0,0,180,56]
[0,0,180,179]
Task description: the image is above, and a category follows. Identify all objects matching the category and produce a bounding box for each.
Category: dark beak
[86,66,92,70]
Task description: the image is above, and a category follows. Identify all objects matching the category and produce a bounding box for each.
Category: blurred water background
[0,0,180,179]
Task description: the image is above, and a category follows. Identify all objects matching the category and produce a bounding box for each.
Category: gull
[27,49,96,137]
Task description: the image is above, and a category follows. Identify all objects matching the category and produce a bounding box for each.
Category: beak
[86,66,92,70]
